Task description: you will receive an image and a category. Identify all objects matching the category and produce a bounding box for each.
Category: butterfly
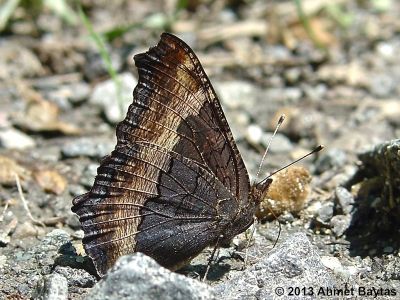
[72,32,272,276]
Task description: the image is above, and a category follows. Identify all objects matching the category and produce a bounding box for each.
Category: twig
[0,199,10,222]
[14,173,45,227]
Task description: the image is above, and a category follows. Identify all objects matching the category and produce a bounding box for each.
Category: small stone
[13,221,39,239]
[315,148,347,173]
[61,138,114,159]
[68,184,87,197]
[0,41,44,79]
[0,255,6,269]
[284,68,301,84]
[34,169,67,195]
[0,127,36,149]
[330,215,351,237]
[303,83,327,102]
[79,163,99,188]
[0,155,30,185]
[261,132,293,153]
[284,87,302,102]
[245,124,263,145]
[33,273,68,300]
[318,202,334,223]
[89,72,137,123]
[368,73,396,97]
[277,212,294,223]
[214,81,258,110]
[87,253,214,300]
[320,256,352,280]
[376,42,395,60]
[66,82,91,104]
[335,186,354,215]
[54,266,96,288]
[321,256,343,271]
[383,246,394,254]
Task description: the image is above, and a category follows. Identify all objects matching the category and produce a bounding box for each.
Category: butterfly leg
[202,234,222,281]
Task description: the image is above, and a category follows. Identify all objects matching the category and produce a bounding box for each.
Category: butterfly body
[72,33,270,276]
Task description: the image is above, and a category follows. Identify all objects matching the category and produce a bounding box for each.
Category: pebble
[315,148,347,173]
[303,83,327,102]
[0,255,6,269]
[43,82,91,108]
[54,266,96,288]
[214,80,258,110]
[84,49,123,81]
[61,138,114,159]
[284,87,302,102]
[330,215,351,237]
[261,132,293,153]
[13,221,40,239]
[0,127,36,149]
[87,253,214,300]
[0,41,44,79]
[368,73,396,97]
[335,186,354,215]
[66,82,91,104]
[68,184,88,197]
[89,72,137,123]
[375,42,395,61]
[33,273,68,300]
[320,256,352,280]
[318,202,334,223]
[321,256,343,271]
[245,124,263,145]
[383,246,394,254]
[80,163,99,188]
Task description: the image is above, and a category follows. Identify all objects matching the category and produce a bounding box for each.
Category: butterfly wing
[72,33,250,276]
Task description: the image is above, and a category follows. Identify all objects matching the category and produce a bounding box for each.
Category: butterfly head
[250,178,273,205]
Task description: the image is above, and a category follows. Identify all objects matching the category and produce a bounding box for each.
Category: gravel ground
[0,1,399,299]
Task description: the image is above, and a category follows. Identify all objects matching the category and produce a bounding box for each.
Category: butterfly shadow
[179,263,231,282]
[53,241,100,280]
[343,170,400,258]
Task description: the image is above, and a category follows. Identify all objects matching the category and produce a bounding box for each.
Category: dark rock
[214,232,339,299]
[86,253,215,300]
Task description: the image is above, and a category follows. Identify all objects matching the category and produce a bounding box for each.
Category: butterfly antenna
[258,144,324,186]
[255,114,286,180]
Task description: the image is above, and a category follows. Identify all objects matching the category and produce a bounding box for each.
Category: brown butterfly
[72,33,272,276]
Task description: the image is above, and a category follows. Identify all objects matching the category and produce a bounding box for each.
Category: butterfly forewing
[72,33,251,276]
